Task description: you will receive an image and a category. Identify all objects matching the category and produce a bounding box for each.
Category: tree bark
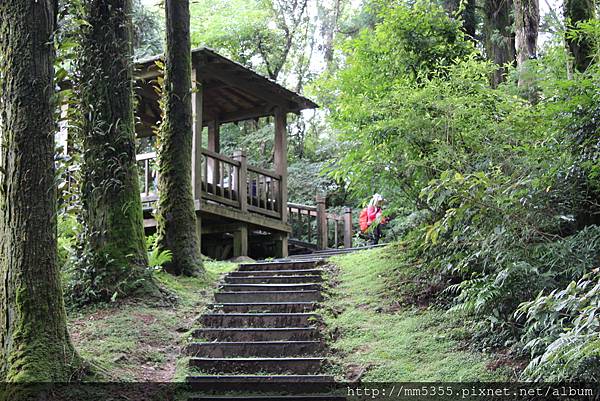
[514,0,540,100]
[157,0,203,276]
[0,0,79,380]
[564,0,596,73]
[76,0,159,302]
[484,0,517,87]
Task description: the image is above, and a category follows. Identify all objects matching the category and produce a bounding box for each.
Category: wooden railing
[200,148,241,209]
[247,165,282,219]
[288,195,353,250]
[137,152,158,203]
[136,149,283,220]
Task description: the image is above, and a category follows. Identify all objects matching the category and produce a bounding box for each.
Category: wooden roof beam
[218,105,277,124]
[198,64,295,111]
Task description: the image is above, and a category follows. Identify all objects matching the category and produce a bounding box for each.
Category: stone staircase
[185,259,345,400]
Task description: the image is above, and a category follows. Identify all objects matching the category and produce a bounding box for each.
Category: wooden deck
[138,150,289,232]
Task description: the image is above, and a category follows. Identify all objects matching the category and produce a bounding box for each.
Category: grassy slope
[68,261,236,381]
[323,246,512,381]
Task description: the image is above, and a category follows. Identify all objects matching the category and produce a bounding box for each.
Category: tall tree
[483,0,516,87]
[75,0,159,302]
[258,0,310,81]
[157,0,203,276]
[0,0,79,380]
[514,0,540,99]
[564,0,596,73]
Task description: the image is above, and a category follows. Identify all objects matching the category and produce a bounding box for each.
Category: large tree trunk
[443,0,477,39]
[76,0,158,302]
[514,0,540,100]
[0,0,79,380]
[157,0,203,276]
[484,0,516,87]
[565,0,596,73]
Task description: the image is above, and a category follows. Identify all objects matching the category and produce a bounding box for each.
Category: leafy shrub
[518,268,600,381]
[146,234,173,271]
[320,0,600,381]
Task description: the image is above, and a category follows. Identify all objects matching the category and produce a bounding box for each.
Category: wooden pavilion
[134,47,318,260]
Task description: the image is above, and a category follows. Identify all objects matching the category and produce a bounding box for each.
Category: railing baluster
[144,159,150,196]
[203,155,209,194]
[334,219,339,248]
[228,164,234,201]
[219,160,224,198]
[307,211,312,244]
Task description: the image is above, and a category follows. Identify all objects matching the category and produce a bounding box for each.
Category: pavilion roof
[134,47,318,136]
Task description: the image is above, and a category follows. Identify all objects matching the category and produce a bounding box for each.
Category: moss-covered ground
[322,246,515,381]
[68,261,236,381]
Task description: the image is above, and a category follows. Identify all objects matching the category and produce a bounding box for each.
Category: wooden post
[273,231,289,258]
[234,149,247,212]
[191,68,203,201]
[233,224,248,257]
[196,215,202,257]
[274,107,288,221]
[343,207,353,249]
[208,120,220,186]
[316,194,328,250]
[274,107,289,258]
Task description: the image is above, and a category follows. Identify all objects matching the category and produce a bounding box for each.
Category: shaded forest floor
[67,261,236,381]
[322,247,520,381]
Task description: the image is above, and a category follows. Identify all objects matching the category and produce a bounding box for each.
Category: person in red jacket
[366,194,386,244]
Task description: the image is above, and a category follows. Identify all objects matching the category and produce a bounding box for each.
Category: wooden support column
[208,120,220,186]
[196,215,202,257]
[273,231,288,258]
[316,194,328,250]
[191,68,203,201]
[274,107,288,222]
[273,107,289,258]
[233,224,248,258]
[234,150,248,212]
[343,207,353,249]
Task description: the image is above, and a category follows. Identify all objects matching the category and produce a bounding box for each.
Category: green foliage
[318,0,477,208]
[322,0,600,381]
[132,0,163,59]
[146,234,173,271]
[518,268,600,381]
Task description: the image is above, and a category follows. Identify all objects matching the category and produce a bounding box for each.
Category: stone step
[189,396,345,401]
[186,374,339,395]
[200,313,319,328]
[238,261,322,272]
[187,374,334,383]
[215,291,322,303]
[189,357,325,374]
[212,302,318,313]
[186,341,323,357]
[228,269,324,277]
[193,327,319,342]
[220,284,322,292]
[224,275,323,284]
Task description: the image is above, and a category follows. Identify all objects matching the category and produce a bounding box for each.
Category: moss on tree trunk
[484,0,516,87]
[0,0,80,380]
[514,0,540,101]
[156,0,203,276]
[75,0,159,302]
[565,0,596,73]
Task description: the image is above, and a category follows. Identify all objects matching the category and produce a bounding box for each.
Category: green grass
[68,260,236,381]
[323,246,513,381]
